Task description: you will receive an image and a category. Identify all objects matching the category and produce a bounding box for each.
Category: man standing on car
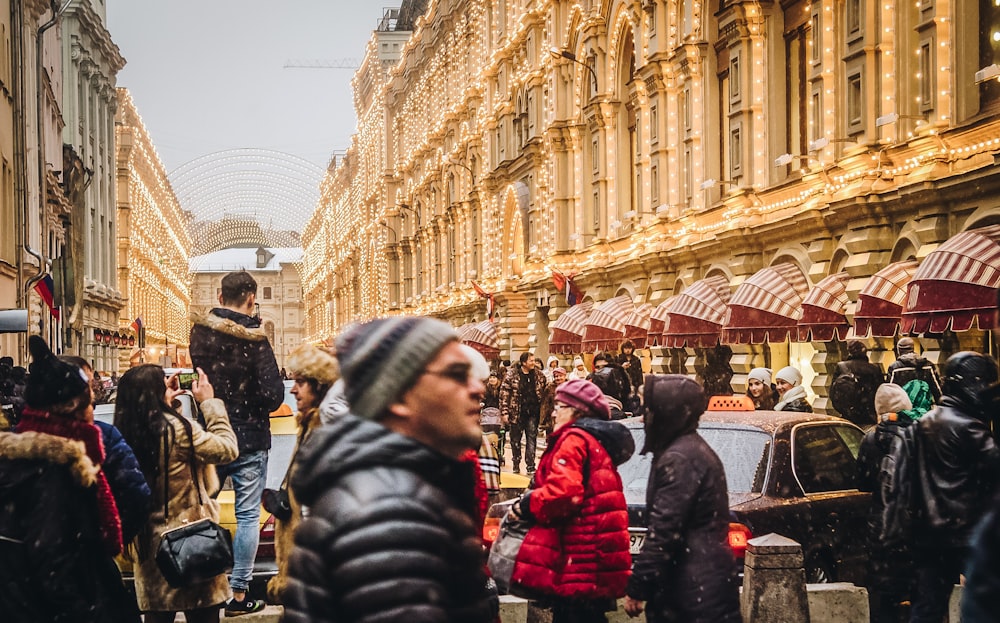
[283,316,495,623]
[500,351,547,474]
[189,270,284,616]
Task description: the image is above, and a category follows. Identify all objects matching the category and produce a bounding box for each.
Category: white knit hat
[573,356,585,368]
[747,367,773,384]
[775,366,803,387]
[875,383,912,417]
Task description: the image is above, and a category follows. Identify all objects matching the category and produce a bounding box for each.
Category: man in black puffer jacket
[189,270,284,615]
[284,316,495,623]
[911,352,1000,623]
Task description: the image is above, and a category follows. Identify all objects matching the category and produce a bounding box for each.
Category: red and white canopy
[581,295,635,352]
[462,319,500,360]
[624,303,653,349]
[647,297,677,347]
[549,301,595,354]
[663,275,731,348]
[854,260,919,337]
[902,225,1000,333]
[723,263,809,344]
[796,271,851,341]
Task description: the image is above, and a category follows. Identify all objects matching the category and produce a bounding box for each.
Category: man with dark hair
[283,317,495,623]
[189,270,284,615]
[500,351,546,474]
[830,339,885,427]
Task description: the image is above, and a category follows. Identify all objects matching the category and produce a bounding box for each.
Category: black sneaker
[225,597,265,617]
[526,466,536,474]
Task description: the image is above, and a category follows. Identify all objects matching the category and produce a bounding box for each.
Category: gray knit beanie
[335,316,458,419]
[875,383,912,417]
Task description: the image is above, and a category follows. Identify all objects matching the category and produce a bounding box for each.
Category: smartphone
[178,372,198,390]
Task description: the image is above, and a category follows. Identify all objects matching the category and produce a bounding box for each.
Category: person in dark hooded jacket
[283,317,495,623]
[911,351,1000,623]
[507,378,633,623]
[0,336,139,623]
[624,375,741,623]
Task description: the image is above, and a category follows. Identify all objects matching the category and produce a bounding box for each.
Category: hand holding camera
[190,368,214,403]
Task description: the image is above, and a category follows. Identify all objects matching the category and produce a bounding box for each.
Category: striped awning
[549,301,595,354]
[796,272,851,341]
[663,275,731,348]
[902,225,1000,333]
[581,296,634,352]
[723,263,810,344]
[854,260,919,337]
[456,323,476,341]
[463,319,500,359]
[648,297,677,347]
[624,303,653,348]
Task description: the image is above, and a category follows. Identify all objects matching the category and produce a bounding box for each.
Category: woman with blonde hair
[115,365,238,623]
[266,343,339,604]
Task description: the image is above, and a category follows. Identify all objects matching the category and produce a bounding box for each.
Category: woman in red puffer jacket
[507,378,634,623]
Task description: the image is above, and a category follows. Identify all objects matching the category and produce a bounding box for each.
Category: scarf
[775,384,809,411]
[16,407,123,555]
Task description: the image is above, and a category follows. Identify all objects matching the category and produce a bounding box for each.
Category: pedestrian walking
[856,383,918,623]
[911,351,1000,622]
[617,340,644,393]
[283,317,495,623]
[887,337,942,401]
[568,356,589,380]
[506,378,633,623]
[830,340,885,427]
[115,365,238,623]
[188,270,284,616]
[0,336,139,623]
[539,366,567,438]
[60,355,151,545]
[624,374,741,623]
[266,344,339,605]
[482,369,505,465]
[745,367,778,410]
[590,363,633,419]
[773,365,813,412]
[499,351,546,474]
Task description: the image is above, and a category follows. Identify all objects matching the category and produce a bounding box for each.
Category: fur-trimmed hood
[190,309,266,342]
[0,430,98,487]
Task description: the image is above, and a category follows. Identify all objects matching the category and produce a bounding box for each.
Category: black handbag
[156,518,233,588]
[154,418,234,588]
[261,487,292,521]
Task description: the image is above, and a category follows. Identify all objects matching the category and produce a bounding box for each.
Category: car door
[790,422,870,583]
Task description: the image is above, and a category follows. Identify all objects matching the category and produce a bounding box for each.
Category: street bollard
[741,533,811,623]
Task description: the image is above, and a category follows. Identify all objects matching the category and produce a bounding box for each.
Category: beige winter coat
[133,398,239,613]
[266,406,322,604]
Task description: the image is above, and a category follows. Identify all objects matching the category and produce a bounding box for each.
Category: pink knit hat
[555,379,611,420]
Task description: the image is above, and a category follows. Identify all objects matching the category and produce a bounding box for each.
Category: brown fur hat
[286,344,340,385]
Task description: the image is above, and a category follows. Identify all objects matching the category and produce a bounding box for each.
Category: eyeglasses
[553,401,572,411]
[422,363,474,385]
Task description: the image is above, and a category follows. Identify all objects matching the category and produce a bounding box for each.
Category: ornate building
[189,247,305,370]
[305,0,1000,410]
[0,0,78,362]
[61,0,125,371]
[115,89,192,371]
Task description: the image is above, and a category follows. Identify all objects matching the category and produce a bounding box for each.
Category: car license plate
[629,532,645,554]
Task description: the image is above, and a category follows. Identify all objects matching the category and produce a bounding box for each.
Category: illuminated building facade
[189,247,305,370]
[115,89,192,371]
[62,0,125,372]
[306,0,1000,409]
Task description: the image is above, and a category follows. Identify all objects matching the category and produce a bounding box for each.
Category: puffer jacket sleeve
[524,431,588,524]
[98,422,151,544]
[627,448,702,601]
[190,398,239,465]
[254,339,285,412]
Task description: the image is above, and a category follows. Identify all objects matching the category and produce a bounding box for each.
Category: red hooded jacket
[510,420,632,598]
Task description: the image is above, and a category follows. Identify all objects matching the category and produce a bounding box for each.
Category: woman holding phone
[114,366,238,623]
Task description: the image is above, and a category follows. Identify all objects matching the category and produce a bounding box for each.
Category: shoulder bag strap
[163,416,205,520]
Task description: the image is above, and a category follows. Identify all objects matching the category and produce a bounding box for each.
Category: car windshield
[618,423,772,504]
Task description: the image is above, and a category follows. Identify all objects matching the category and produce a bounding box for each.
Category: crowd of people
[4,269,1000,623]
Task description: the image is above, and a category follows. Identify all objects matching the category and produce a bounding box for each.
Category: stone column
[741,533,811,623]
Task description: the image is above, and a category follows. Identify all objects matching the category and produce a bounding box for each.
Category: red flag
[551,270,567,293]
[486,294,495,321]
[33,274,59,321]
[471,280,489,298]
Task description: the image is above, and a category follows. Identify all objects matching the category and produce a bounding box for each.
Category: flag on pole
[33,274,59,320]
[551,269,584,306]
[130,316,144,332]
[471,281,496,321]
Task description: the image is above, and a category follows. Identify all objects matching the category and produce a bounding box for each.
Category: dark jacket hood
[291,412,466,506]
[642,374,706,454]
[572,417,635,466]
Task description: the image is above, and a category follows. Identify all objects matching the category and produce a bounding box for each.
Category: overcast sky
[107,1,382,174]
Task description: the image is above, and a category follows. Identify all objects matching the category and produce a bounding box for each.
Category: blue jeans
[216,450,268,592]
